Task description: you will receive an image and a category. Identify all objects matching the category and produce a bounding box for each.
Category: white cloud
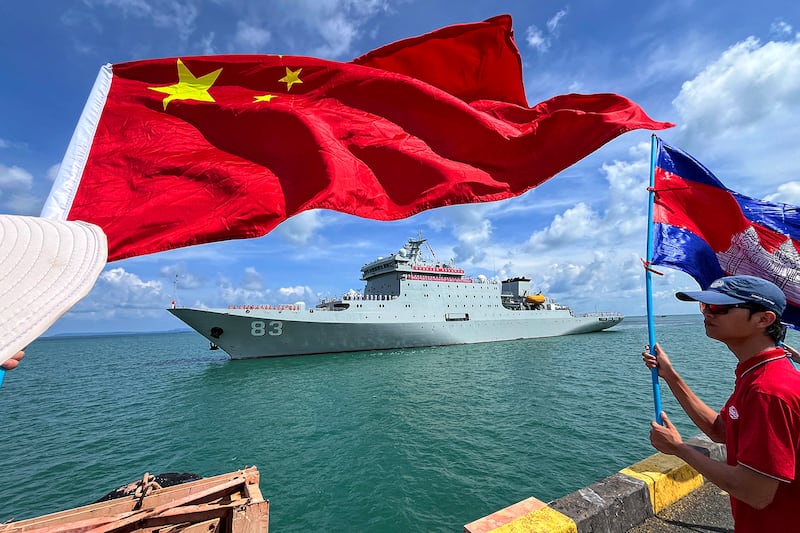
[637,32,721,93]
[424,203,497,264]
[216,271,269,304]
[274,0,391,58]
[764,181,800,205]
[278,285,314,301]
[671,35,800,191]
[600,145,651,237]
[544,250,624,295]
[69,267,166,322]
[158,264,203,290]
[525,8,568,54]
[275,210,325,245]
[98,0,152,17]
[233,21,271,52]
[525,25,548,53]
[315,14,359,58]
[675,36,800,138]
[47,164,60,181]
[0,138,25,150]
[0,164,40,214]
[525,202,602,250]
[547,8,568,35]
[218,285,268,304]
[3,193,42,215]
[770,19,793,38]
[343,288,361,299]
[151,1,197,40]
[0,164,34,190]
[97,267,163,307]
[453,218,492,258]
[83,0,198,41]
[199,31,216,54]
[241,267,265,291]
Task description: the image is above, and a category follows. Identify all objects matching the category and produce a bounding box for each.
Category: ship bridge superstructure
[360,237,468,297]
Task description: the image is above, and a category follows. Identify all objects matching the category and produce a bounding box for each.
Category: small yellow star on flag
[279,67,303,91]
[149,59,222,110]
[254,94,278,103]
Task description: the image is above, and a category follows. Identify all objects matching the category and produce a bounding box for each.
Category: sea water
[1,315,795,531]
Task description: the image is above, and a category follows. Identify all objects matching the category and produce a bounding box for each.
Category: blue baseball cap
[676,275,786,316]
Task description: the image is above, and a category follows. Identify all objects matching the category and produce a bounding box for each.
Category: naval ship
[168,237,623,359]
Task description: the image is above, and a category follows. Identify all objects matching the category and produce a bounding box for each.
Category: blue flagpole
[646,134,663,426]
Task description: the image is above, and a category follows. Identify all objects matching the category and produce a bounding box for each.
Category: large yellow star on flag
[149,59,222,110]
[279,67,303,91]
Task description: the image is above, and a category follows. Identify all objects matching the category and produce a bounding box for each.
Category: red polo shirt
[720,347,800,531]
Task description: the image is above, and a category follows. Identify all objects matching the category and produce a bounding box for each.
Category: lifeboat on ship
[525,293,546,305]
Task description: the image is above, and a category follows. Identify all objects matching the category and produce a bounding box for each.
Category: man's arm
[651,413,780,509]
[644,344,725,441]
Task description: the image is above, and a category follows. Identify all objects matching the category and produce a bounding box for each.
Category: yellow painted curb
[493,506,577,533]
[463,497,576,533]
[620,453,704,513]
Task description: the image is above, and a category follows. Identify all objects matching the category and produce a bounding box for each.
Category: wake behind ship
[168,237,623,359]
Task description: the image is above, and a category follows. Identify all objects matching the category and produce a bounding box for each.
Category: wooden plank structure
[0,467,268,533]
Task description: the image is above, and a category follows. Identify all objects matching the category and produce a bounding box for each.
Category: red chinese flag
[43,15,673,261]
[353,14,527,107]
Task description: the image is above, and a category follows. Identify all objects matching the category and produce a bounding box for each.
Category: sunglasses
[700,302,765,315]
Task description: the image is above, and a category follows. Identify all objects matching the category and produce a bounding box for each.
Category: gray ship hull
[168,305,622,359]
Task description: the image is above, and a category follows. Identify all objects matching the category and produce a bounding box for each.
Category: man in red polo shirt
[643,275,800,531]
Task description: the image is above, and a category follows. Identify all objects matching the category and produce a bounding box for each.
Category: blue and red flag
[650,137,800,328]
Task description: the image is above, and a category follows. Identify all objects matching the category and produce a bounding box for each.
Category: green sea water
[2,315,795,531]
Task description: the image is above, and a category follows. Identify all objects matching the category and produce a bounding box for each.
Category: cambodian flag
[651,137,800,328]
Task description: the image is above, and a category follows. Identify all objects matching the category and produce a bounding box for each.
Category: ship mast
[405,236,425,264]
[172,274,178,309]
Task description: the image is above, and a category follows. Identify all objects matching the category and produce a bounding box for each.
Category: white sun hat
[0,215,108,367]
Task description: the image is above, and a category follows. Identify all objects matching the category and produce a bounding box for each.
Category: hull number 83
[251,320,283,336]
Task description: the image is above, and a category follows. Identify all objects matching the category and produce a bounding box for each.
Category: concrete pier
[628,481,733,532]
[464,435,729,533]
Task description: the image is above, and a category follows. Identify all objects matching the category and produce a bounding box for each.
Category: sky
[2,0,800,335]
